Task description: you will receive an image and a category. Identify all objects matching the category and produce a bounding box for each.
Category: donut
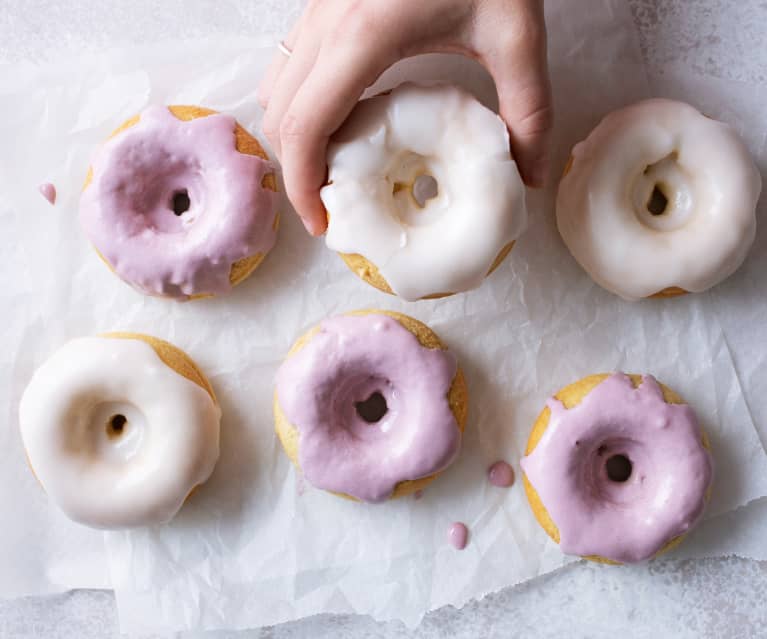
[79,105,279,300]
[273,310,468,502]
[320,83,527,301]
[556,99,761,300]
[19,333,221,528]
[520,372,713,564]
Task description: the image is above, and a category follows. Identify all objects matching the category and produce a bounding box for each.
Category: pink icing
[448,522,469,549]
[488,460,514,487]
[275,313,461,503]
[39,182,56,205]
[79,106,277,299]
[520,373,713,563]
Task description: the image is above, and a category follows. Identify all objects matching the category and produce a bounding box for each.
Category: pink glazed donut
[273,311,468,502]
[79,105,279,300]
[520,373,713,564]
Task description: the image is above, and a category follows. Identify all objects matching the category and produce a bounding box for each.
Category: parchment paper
[2,0,766,632]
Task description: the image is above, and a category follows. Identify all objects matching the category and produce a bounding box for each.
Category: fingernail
[302,217,322,237]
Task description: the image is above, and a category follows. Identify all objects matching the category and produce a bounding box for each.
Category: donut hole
[646,184,669,216]
[111,151,205,232]
[85,402,147,461]
[411,174,438,208]
[355,391,388,423]
[106,414,127,439]
[605,454,632,482]
[170,189,191,216]
[631,149,700,232]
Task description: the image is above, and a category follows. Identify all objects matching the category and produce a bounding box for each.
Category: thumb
[482,15,553,187]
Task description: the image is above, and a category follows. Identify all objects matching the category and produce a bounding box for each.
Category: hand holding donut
[258,0,552,235]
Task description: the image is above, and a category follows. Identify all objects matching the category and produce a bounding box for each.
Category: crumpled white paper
[2,0,767,633]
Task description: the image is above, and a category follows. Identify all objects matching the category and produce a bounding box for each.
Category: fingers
[502,71,553,188]
[261,35,324,160]
[257,51,289,111]
[261,0,553,239]
[480,4,553,187]
[279,38,398,235]
[257,18,303,109]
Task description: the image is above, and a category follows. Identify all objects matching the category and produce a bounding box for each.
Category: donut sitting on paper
[556,99,761,300]
[80,105,279,300]
[19,334,221,529]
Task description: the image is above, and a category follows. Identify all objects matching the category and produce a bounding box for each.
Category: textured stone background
[1,1,766,637]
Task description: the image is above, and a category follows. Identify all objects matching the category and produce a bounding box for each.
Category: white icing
[557,99,762,300]
[19,337,221,529]
[321,83,527,301]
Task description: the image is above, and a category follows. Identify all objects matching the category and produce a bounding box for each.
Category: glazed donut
[557,99,761,300]
[320,83,527,301]
[19,333,221,528]
[274,310,467,502]
[80,105,279,300]
[520,372,713,564]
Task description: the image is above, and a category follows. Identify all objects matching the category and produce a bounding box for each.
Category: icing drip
[557,99,761,300]
[79,106,277,299]
[39,182,56,205]
[448,522,469,550]
[520,373,713,563]
[488,460,515,488]
[276,314,461,502]
[321,83,527,301]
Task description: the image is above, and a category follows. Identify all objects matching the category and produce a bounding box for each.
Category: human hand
[258,0,552,236]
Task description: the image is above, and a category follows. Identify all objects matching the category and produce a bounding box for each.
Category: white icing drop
[19,337,221,529]
[557,99,762,300]
[321,84,528,301]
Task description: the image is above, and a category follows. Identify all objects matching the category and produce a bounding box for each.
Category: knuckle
[261,114,280,143]
[498,27,543,59]
[302,0,323,22]
[496,11,547,56]
[279,112,306,141]
[516,101,553,138]
[256,87,270,109]
[516,0,547,42]
[339,2,380,43]
[322,2,396,62]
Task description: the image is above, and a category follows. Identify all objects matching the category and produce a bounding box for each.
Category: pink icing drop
[520,373,713,563]
[39,183,56,205]
[275,313,461,503]
[488,460,514,487]
[448,522,469,550]
[413,490,424,500]
[79,106,277,299]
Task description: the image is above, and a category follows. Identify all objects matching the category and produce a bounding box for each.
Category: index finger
[278,39,398,235]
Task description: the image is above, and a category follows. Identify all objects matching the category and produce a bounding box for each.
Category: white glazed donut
[19,335,221,529]
[557,99,761,300]
[321,83,527,301]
